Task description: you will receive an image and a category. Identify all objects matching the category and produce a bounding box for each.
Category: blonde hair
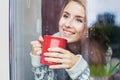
[63,0,86,10]
[60,0,86,13]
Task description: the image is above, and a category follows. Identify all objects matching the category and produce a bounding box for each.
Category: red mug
[40,35,67,65]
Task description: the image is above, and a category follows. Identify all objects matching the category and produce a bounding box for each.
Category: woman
[30,0,90,80]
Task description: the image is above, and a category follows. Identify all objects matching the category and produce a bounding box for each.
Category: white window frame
[0,0,9,80]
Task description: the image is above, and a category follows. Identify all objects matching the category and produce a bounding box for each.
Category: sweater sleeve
[30,52,54,80]
[30,52,41,67]
[66,55,90,80]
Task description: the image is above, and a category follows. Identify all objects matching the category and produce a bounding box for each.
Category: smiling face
[59,1,86,43]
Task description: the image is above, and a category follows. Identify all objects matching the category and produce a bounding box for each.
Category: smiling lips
[63,28,75,37]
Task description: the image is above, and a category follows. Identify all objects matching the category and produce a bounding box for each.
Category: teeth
[64,30,73,35]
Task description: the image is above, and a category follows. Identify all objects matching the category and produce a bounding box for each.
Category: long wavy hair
[87,25,110,65]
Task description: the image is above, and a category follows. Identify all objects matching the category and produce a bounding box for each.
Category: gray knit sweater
[30,32,90,80]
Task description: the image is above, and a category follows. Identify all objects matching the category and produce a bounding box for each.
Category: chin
[65,38,77,44]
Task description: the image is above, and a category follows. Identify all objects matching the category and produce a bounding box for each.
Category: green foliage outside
[90,62,120,77]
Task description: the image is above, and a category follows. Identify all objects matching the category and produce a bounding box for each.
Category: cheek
[59,19,66,34]
[58,21,62,32]
[76,25,85,34]
[75,25,86,41]
[59,18,64,28]
[58,22,61,30]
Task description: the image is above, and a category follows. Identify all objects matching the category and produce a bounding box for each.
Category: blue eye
[63,14,69,18]
[76,19,83,23]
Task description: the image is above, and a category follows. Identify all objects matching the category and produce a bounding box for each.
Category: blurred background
[87,0,120,59]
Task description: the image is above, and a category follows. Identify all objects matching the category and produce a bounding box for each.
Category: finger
[45,57,71,64]
[39,36,44,41]
[44,52,65,58]
[31,41,42,48]
[34,47,42,52]
[49,64,69,69]
[30,41,39,45]
[48,47,70,55]
[38,36,44,44]
[33,43,42,48]
[36,50,42,55]
[32,48,42,55]
[48,48,72,59]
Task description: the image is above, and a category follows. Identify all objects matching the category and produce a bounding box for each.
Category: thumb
[38,36,44,43]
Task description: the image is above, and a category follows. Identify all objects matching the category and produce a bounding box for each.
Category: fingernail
[49,66,53,69]
[49,66,52,68]
[44,53,47,55]
[48,48,51,51]
[44,57,48,61]
[36,52,40,55]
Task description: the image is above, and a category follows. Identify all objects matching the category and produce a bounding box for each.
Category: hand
[44,47,80,69]
[30,36,43,56]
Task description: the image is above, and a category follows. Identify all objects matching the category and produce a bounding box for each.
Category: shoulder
[52,32,61,37]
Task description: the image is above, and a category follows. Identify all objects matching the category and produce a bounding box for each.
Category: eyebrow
[63,11,85,19]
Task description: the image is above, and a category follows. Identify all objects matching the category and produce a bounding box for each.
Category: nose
[65,19,72,27]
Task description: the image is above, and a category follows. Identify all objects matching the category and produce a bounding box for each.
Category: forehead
[64,1,85,17]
